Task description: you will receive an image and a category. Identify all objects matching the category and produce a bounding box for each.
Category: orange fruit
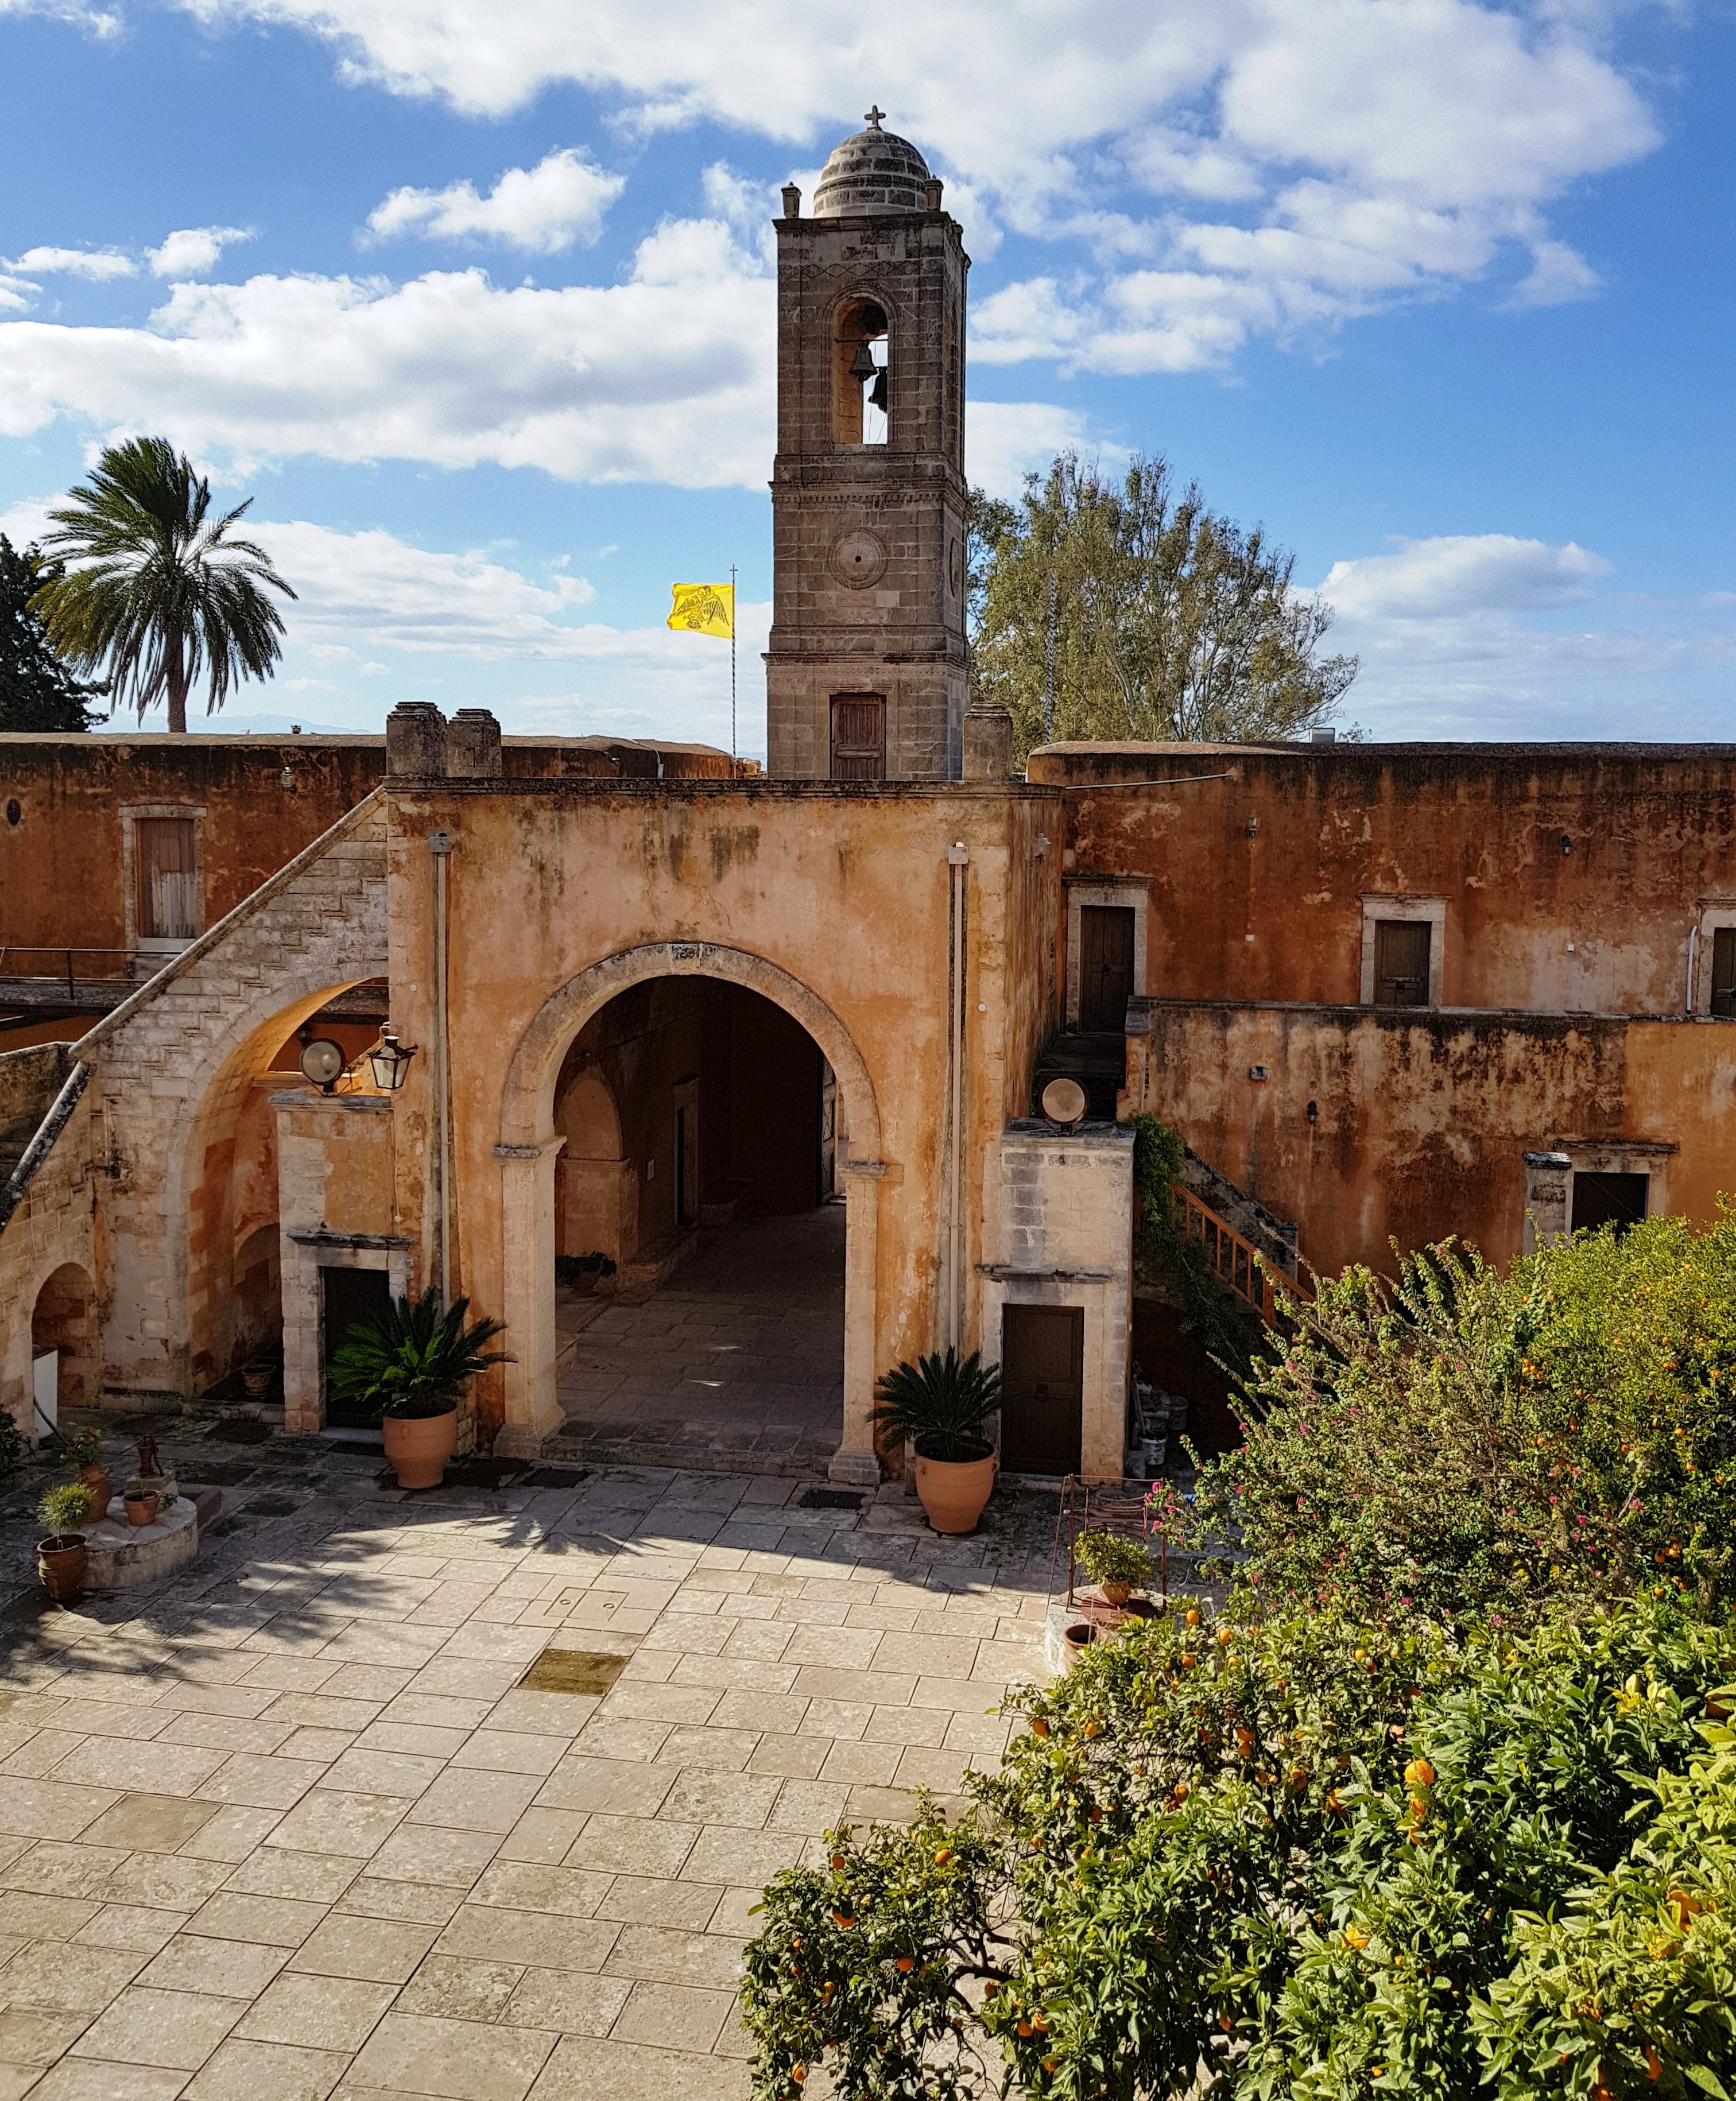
[896,1956,914,1973]
[791,2065,807,2085]
[1404,1758,1435,1789]
[830,1854,846,1870]
[1031,1718,1049,1738]
[1017,2020,1034,2038]
[933,1847,952,1867]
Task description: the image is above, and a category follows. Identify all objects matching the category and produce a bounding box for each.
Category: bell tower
[765,111,970,781]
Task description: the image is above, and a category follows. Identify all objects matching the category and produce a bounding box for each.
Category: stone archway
[30,1260,96,1428]
[495,941,884,1479]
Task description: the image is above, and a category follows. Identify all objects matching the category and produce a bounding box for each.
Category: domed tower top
[811,106,931,217]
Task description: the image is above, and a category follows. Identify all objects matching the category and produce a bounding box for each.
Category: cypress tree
[0,534,103,731]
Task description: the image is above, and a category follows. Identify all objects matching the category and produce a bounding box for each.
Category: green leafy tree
[1193,1215,1736,1633]
[742,1592,1736,2101]
[0,536,102,730]
[34,437,296,734]
[968,453,1358,765]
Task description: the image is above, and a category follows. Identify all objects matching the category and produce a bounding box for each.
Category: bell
[868,369,888,413]
[848,340,878,383]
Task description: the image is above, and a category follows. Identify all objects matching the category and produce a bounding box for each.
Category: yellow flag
[666,582,734,639]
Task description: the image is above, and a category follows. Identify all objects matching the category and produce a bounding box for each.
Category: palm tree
[34,437,296,732]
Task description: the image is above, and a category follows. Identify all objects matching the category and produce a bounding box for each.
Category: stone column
[386,702,448,777]
[829,1158,885,1487]
[493,1136,566,1459]
[447,710,503,778]
[962,704,1014,780]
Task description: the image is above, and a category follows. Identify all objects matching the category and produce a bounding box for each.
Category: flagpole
[730,563,738,769]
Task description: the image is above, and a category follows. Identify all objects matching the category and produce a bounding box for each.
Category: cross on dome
[864,105,885,129]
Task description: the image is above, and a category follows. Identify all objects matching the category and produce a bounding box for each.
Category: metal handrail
[1173,1185,1278,1322]
[0,947,146,999]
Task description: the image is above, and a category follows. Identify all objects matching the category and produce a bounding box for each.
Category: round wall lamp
[299,1037,347,1094]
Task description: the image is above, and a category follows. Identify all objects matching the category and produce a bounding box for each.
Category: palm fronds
[33,436,296,730]
[869,1347,1002,1463]
[327,1290,512,1422]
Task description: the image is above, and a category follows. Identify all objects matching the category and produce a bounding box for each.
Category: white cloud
[10,245,134,280]
[0,0,119,34]
[1320,534,1612,619]
[169,0,1658,360]
[1504,237,1601,309]
[966,400,1129,500]
[364,149,625,254]
[0,216,776,487]
[148,226,255,277]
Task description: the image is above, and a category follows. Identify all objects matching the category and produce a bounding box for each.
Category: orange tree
[741,1592,1735,2100]
[1190,1216,1736,1633]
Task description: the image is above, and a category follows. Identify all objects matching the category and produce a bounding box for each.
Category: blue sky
[1,0,1732,753]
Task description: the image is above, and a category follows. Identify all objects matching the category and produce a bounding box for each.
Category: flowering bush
[1191,1216,1736,1630]
[742,1594,1736,2100]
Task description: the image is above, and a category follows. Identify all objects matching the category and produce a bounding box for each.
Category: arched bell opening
[833,296,890,446]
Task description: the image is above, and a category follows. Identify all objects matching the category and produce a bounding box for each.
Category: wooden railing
[1173,1185,1283,1322]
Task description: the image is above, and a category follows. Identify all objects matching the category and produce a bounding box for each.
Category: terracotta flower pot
[912,1450,997,1536]
[1061,1622,1096,1670]
[37,1536,86,1602]
[1100,1580,1133,1607]
[124,1492,159,1529]
[383,1408,459,1491]
[241,1365,274,1401]
[79,1468,113,1525]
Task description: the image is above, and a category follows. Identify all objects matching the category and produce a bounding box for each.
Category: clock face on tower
[830,529,889,589]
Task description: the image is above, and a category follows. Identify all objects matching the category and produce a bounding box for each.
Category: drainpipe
[946,842,970,1352]
[1687,922,1699,1015]
[429,832,456,1307]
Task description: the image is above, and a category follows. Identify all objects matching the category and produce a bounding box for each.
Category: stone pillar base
[827,1445,882,1488]
[492,1424,549,1462]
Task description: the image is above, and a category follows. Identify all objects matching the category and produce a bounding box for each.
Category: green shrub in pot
[1074,1528,1154,1604]
[328,1288,511,1489]
[870,1348,1003,1535]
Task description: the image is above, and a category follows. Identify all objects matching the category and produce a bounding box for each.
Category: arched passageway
[31,1261,95,1429]
[495,940,881,1475]
[548,975,846,1470]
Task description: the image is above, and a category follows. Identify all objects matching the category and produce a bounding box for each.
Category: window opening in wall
[137,816,198,944]
[1373,918,1431,1007]
[1571,1171,1649,1237]
[830,693,886,781]
[1711,927,1736,1017]
[833,299,889,446]
[1000,1304,1084,1475]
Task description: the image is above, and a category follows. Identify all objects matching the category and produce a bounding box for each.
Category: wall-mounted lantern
[367,1029,417,1094]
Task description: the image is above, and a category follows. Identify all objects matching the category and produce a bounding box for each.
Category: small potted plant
[328,1288,511,1490]
[555,1252,617,1298]
[122,1480,160,1528]
[37,1484,91,1601]
[869,1347,1002,1536]
[1075,1528,1153,1607]
[63,1427,111,1525]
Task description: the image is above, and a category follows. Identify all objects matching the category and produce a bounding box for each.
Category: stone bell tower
[765,110,970,781]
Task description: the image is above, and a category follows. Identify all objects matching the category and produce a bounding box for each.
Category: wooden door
[323,1266,392,1428]
[136,817,198,943]
[830,695,886,781]
[1373,919,1431,1007]
[999,1305,1084,1475]
[1712,927,1736,1017]
[1078,905,1135,1030]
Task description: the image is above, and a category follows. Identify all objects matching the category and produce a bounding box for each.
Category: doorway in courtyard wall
[548,974,846,1474]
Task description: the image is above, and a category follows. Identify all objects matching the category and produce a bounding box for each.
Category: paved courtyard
[0,1415,1056,2101]
[553,1208,846,1475]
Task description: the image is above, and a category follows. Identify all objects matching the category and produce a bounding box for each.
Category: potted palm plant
[37,1484,91,1601]
[870,1347,1002,1535]
[327,1289,510,1490]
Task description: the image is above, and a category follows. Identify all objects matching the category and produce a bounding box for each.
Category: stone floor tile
[404,1769,543,1836]
[0,1940,146,2013]
[0,1782,121,1844]
[0,1893,96,1943]
[666,1656,798,1695]
[346,2011,557,2101]
[195,1754,322,1811]
[869,1634,984,1678]
[397,1951,524,2022]
[80,1793,223,1854]
[941,1708,1016,1754]
[375,1694,496,1734]
[154,1712,297,1758]
[16,2060,187,2101]
[71,1902,188,1955]
[788,1665,914,1707]
[313,1749,445,1800]
[766,1780,849,1834]
[177,1805,285,1865]
[183,2036,348,2101]
[0,2007,88,2073]
[286,1913,439,1984]
[495,1809,585,1865]
[650,1725,760,1773]
[863,1703,952,1748]
[277,1728,361,1763]
[744,1734,829,1780]
[499,1968,630,2036]
[817,1738,901,1787]
[183,1890,328,1946]
[561,1815,694,1878]
[591,1875,721,1929]
[135,1932,289,1999]
[446,1731,567,1778]
[68,1984,241,2071]
[610,1979,733,2053]
[233,1656,342,1694]
[657,1771,780,1829]
[362,1826,501,1889]
[525,2033,745,2101]
[434,1905,618,1974]
[466,1863,609,1918]
[332,1875,467,1927]
[563,1714,672,1763]
[265,1790,409,1859]
[403,1658,525,1704]
[479,1692,595,1741]
[352,1722,470,1761]
[679,1827,802,1889]
[234,1971,397,2050]
[90,1853,234,1916]
[704,1886,766,1940]
[220,1848,358,1904]
[845,1784,921,1824]
[46,1738,228,1798]
[532,1758,672,1819]
[602,1924,745,1990]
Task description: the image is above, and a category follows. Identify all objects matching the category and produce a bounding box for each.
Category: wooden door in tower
[1078,906,1135,1031]
[830,695,886,781]
[999,1305,1084,1475]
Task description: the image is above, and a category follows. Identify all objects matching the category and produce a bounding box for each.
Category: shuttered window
[1373,919,1431,1007]
[830,695,886,781]
[136,817,199,942]
[1712,927,1736,1018]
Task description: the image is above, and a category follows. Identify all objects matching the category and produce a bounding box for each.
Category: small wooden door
[1711,927,1736,1017]
[323,1266,392,1428]
[830,695,886,781]
[1373,920,1431,1007]
[999,1305,1084,1475]
[1078,905,1135,1030]
[136,816,198,943]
